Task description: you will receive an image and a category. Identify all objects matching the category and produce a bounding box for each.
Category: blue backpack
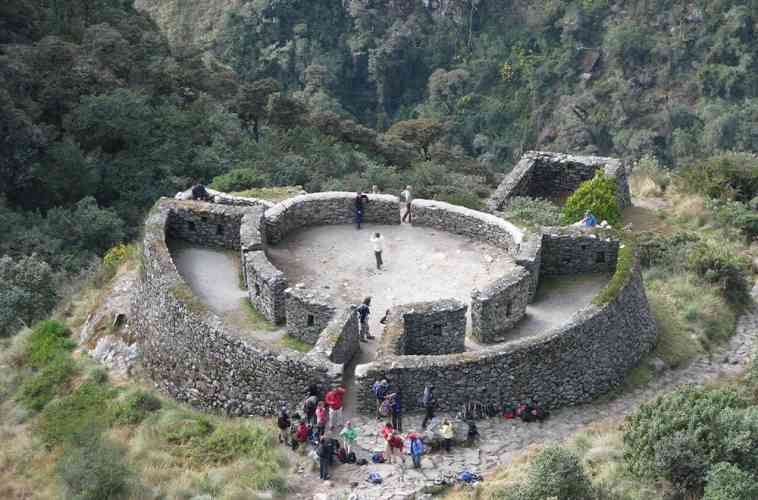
[371,452,385,463]
[368,472,382,484]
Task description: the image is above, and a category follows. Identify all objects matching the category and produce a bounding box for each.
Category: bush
[433,191,483,210]
[562,172,621,226]
[502,197,562,226]
[703,463,758,500]
[623,385,752,494]
[0,254,58,336]
[687,241,751,307]
[593,242,634,305]
[37,382,118,447]
[110,390,162,425]
[711,200,758,241]
[24,320,75,369]
[682,152,758,203]
[15,355,77,411]
[501,446,595,500]
[56,435,133,500]
[635,230,700,269]
[210,168,269,193]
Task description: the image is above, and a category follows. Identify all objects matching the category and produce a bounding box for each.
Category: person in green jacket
[340,420,357,456]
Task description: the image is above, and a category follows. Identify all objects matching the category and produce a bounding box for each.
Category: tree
[428,68,471,115]
[386,119,445,160]
[234,78,281,142]
[266,92,307,130]
[0,254,58,336]
[703,463,758,500]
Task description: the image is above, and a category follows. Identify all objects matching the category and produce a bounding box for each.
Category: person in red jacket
[295,419,311,452]
[325,385,347,431]
[315,401,328,438]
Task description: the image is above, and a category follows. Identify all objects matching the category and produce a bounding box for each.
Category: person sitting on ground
[370,232,385,270]
[408,432,424,469]
[439,418,455,453]
[339,420,357,456]
[276,405,291,445]
[324,385,346,431]
[191,181,211,202]
[573,210,597,228]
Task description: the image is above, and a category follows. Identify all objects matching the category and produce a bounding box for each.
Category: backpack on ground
[356,458,368,466]
[347,451,357,463]
[336,447,348,463]
[371,452,385,464]
[368,472,382,484]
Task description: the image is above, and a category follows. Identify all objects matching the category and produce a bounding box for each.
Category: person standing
[357,297,373,342]
[303,394,318,427]
[370,232,385,270]
[371,185,380,194]
[355,191,370,229]
[389,391,402,432]
[372,378,389,418]
[317,437,332,480]
[315,401,328,438]
[325,385,346,431]
[439,418,454,453]
[339,421,357,456]
[386,431,404,465]
[408,433,424,468]
[276,406,291,445]
[400,185,413,223]
[421,385,435,429]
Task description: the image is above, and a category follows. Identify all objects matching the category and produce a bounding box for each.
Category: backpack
[347,451,357,463]
[356,458,368,466]
[379,399,392,416]
[277,414,290,429]
[371,452,385,464]
[368,472,382,484]
[336,447,348,463]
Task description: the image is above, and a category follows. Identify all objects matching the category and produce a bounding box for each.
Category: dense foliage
[562,172,621,225]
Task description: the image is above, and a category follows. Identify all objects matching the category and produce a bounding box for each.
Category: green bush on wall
[561,172,621,226]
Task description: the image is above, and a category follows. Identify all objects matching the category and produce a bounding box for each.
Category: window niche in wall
[217,224,224,235]
[187,221,196,231]
[596,251,606,263]
[307,314,315,326]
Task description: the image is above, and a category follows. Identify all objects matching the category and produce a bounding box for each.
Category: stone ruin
[132,151,655,416]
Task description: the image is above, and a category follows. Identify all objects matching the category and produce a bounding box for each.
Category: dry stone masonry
[487,151,632,212]
[135,166,656,418]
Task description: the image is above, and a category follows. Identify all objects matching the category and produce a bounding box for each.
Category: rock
[649,357,667,374]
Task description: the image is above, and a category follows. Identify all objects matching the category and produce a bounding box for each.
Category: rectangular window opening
[216,224,224,235]
[307,314,315,326]
[187,221,196,231]
[506,301,513,318]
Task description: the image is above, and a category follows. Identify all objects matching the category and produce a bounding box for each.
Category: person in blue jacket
[408,432,424,468]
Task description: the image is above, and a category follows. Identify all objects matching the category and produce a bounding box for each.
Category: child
[340,421,357,456]
[408,432,424,468]
[315,401,328,438]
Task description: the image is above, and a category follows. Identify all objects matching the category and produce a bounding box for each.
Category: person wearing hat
[339,420,357,456]
[408,432,424,468]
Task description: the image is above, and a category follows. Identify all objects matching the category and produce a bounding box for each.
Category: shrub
[56,435,133,500]
[15,355,77,411]
[634,230,700,269]
[434,191,483,210]
[593,242,634,305]
[703,463,758,500]
[682,152,758,203]
[0,254,58,337]
[711,200,758,241]
[24,320,75,369]
[210,168,269,193]
[503,446,594,500]
[37,382,118,447]
[502,197,562,226]
[110,390,162,425]
[687,241,751,307]
[623,385,751,494]
[562,172,621,226]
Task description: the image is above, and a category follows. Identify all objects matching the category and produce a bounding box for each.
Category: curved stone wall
[134,198,351,416]
[471,266,531,344]
[355,255,657,414]
[264,192,400,244]
[487,151,632,213]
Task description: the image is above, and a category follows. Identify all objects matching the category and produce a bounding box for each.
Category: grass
[240,299,279,332]
[230,186,305,202]
[593,241,635,306]
[278,334,312,353]
[171,282,209,314]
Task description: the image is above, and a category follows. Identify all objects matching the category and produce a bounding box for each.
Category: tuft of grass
[278,335,312,353]
[230,186,304,202]
[623,364,654,391]
[593,242,635,306]
[110,390,162,425]
[24,320,75,369]
[56,434,135,500]
[240,299,279,332]
[171,282,209,314]
[15,355,77,412]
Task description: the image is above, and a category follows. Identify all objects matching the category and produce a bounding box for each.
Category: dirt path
[291,284,758,499]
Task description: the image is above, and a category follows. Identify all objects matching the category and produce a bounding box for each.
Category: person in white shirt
[370,232,384,270]
[400,185,413,223]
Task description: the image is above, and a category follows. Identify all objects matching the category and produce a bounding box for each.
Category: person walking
[339,421,357,456]
[388,391,402,432]
[294,419,311,453]
[400,185,413,223]
[370,232,385,270]
[421,385,435,429]
[317,437,332,480]
[355,191,370,229]
[439,418,454,453]
[357,297,373,342]
[325,385,346,431]
[315,401,328,438]
[408,432,424,468]
[276,405,291,446]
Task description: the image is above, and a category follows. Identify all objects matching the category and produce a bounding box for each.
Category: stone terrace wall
[166,201,250,249]
[540,227,619,276]
[487,151,632,212]
[264,192,400,244]
[411,199,525,252]
[134,199,343,416]
[245,251,288,324]
[513,232,542,301]
[471,266,531,344]
[285,286,337,345]
[308,306,360,365]
[376,300,468,357]
[355,257,657,414]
